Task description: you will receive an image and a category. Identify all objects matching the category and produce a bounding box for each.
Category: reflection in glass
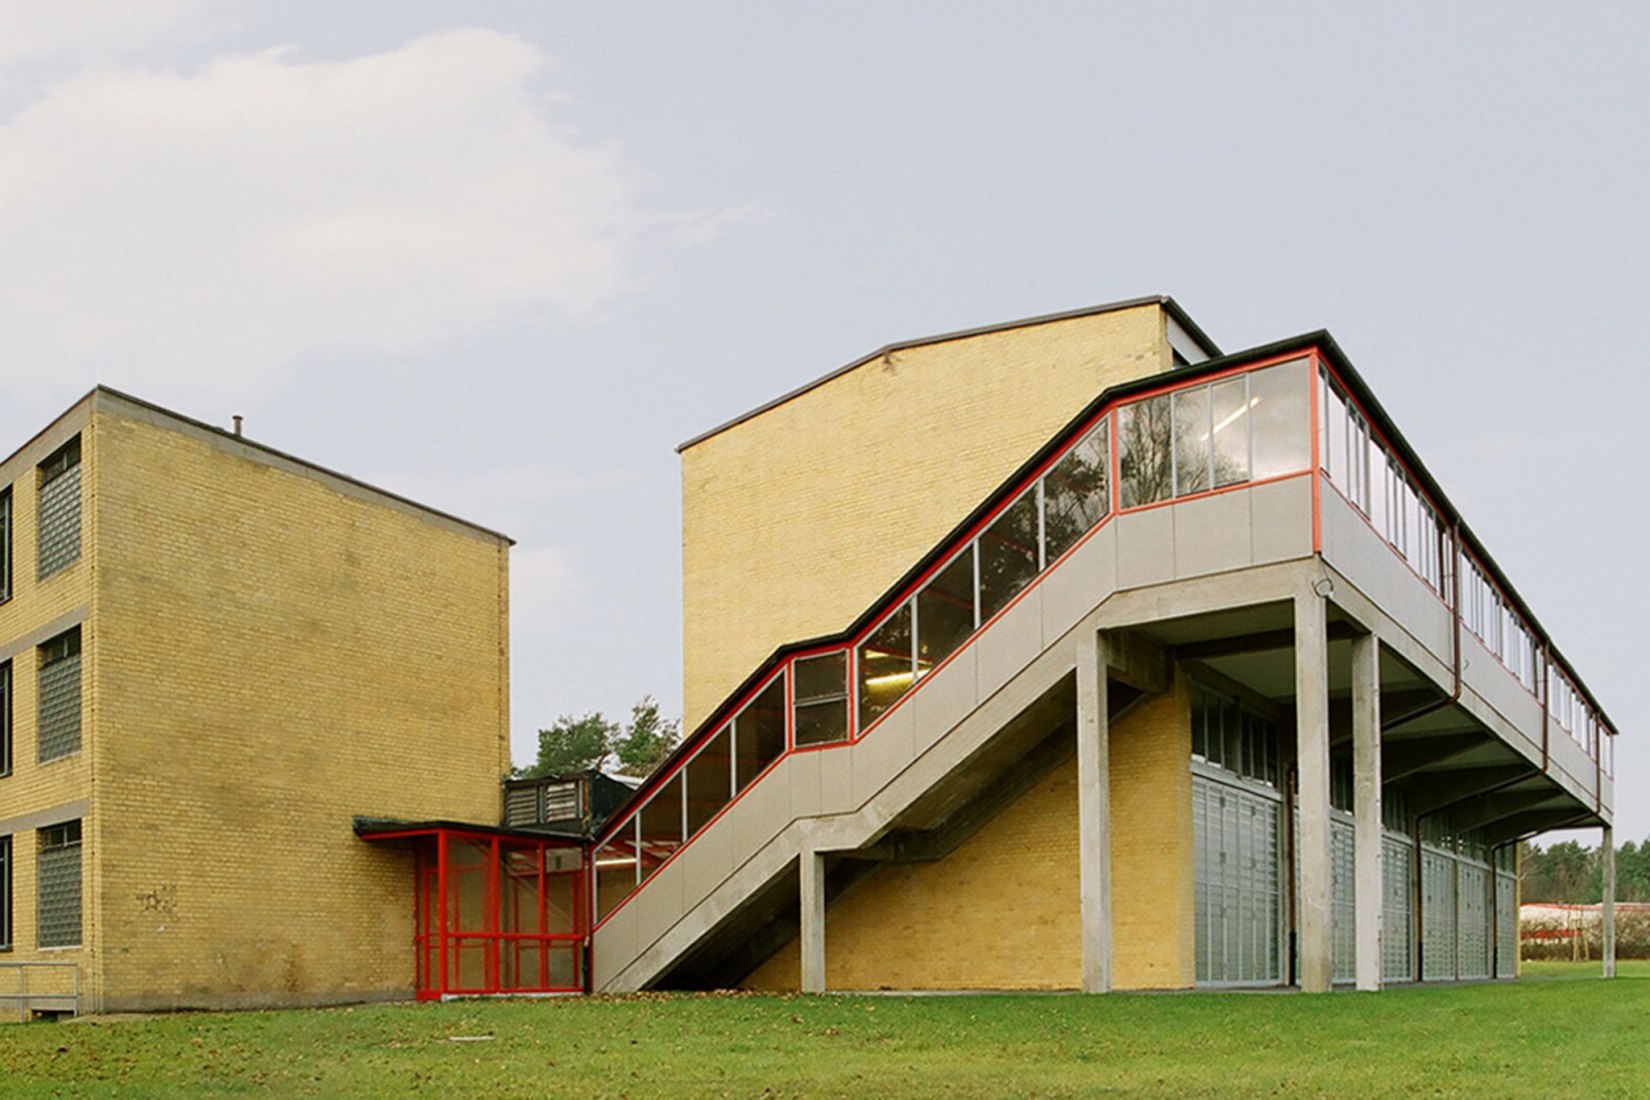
[1119,395,1173,507]
[917,545,975,679]
[1209,376,1250,489]
[1173,385,1211,497]
[859,601,913,730]
[734,675,787,790]
[794,651,849,746]
[638,774,683,882]
[1042,421,1109,562]
[594,832,637,920]
[1248,360,1310,480]
[685,724,732,837]
[978,490,1038,621]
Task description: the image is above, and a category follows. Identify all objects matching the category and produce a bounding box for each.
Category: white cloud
[0,28,716,394]
[0,0,211,69]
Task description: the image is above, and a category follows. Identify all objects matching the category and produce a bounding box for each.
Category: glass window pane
[794,651,848,747]
[1119,394,1173,507]
[1209,376,1250,489]
[685,725,733,837]
[594,829,636,921]
[859,601,912,730]
[639,775,683,880]
[1173,385,1212,497]
[978,491,1038,621]
[1249,360,1311,480]
[734,675,787,790]
[1043,421,1109,562]
[917,545,975,680]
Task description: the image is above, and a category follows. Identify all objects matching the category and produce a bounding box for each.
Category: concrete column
[1602,825,1616,980]
[1076,629,1112,993]
[1295,591,1333,992]
[1352,631,1383,991]
[800,848,826,993]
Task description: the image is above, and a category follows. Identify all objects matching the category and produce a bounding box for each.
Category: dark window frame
[37,820,82,949]
[0,834,11,951]
[37,627,83,763]
[0,486,11,602]
[1,659,11,777]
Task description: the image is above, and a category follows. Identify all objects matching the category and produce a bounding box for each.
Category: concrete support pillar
[800,848,826,993]
[1602,825,1616,980]
[1352,631,1383,991]
[1295,592,1333,992]
[1076,629,1112,993]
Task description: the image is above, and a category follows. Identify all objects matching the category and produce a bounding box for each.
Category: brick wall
[680,305,1172,729]
[82,401,509,1011]
[741,670,1193,991]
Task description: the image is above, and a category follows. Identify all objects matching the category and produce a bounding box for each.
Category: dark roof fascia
[88,386,515,545]
[353,817,586,843]
[1312,339,1618,735]
[675,295,1219,454]
[611,329,1619,831]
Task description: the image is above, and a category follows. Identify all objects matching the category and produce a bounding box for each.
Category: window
[858,601,913,730]
[1041,420,1109,562]
[38,627,82,762]
[37,436,82,580]
[1,660,10,776]
[793,651,848,747]
[38,821,81,948]
[0,487,11,601]
[0,835,10,951]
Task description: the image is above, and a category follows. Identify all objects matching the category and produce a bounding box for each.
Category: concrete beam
[1408,764,1533,817]
[1352,631,1382,992]
[1603,825,1616,980]
[1382,732,1486,782]
[1295,592,1332,993]
[1447,789,1563,835]
[1077,629,1112,993]
[1106,628,1169,695]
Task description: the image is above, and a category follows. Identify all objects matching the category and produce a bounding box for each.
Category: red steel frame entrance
[367,826,586,999]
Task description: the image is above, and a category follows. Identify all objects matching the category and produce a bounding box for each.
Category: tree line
[1518,839,1650,903]
[514,695,681,779]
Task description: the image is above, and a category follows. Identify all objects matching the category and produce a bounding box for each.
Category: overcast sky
[1,2,1643,842]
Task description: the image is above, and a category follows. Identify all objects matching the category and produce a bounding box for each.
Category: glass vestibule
[396,828,584,999]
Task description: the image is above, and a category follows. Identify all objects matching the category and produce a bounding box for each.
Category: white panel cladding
[1172,489,1253,580]
[1114,506,1175,589]
[1193,771,1283,986]
[1382,831,1416,982]
[1249,476,1314,564]
[1319,487,1453,658]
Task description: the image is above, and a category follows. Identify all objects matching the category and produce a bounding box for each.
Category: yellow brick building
[590,295,1610,997]
[0,388,510,1013]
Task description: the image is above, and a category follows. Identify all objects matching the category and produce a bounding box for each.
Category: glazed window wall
[1120,360,1309,510]
[591,359,1316,930]
[412,831,582,998]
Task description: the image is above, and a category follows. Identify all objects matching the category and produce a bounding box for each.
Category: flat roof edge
[676,295,1219,453]
[91,386,516,546]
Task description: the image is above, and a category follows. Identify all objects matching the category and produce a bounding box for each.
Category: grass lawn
[0,961,1644,1099]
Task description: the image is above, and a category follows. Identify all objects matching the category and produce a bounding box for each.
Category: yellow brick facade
[1,390,510,1013]
[741,673,1194,992]
[680,304,1176,729]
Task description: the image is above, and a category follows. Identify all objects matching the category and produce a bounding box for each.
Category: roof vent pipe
[232,415,243,437]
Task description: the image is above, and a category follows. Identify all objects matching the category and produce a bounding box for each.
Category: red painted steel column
[436,830,449,998]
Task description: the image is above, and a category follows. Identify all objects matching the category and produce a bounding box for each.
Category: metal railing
[0,961,80,1022]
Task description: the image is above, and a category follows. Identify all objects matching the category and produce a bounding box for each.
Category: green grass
[1,963,1645,1099]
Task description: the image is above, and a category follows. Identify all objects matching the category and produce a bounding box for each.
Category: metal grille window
[1,835,11,950]
[36,437,82,579]
[1193,774,1283,986]
[1330,815,1356,984]
[37,821,82,948]
[1,660,11,776]
[1457,861,1491,980]
[544,781,580,821]
[37,628,82,762]
[1420,845,1457,980]
[1494,870,1517,978]
[1382,832,1416,981]
[503,786,538,827]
